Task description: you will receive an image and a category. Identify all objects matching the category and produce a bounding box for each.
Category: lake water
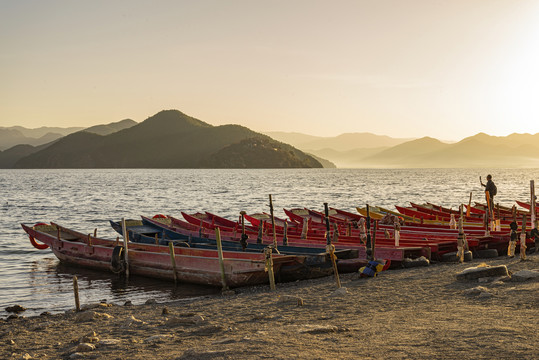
[1,168,538,319]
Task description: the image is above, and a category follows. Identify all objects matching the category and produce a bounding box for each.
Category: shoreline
[2,253,538,359]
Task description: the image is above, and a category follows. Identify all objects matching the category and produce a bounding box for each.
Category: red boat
[146,214,435,265]
[516,200,539,212]
[22,222,296,288]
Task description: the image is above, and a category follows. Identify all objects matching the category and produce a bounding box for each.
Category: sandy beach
[2,253,538,360]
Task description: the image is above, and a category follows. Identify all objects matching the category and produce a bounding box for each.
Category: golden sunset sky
[1,0,538,140]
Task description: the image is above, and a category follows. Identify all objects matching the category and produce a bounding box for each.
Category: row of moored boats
[22,199,539,288]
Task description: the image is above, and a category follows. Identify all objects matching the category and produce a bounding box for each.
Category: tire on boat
[473,249,499,259]
[29,222,50,250]
[111,246,125,274]
[441,250,472,262]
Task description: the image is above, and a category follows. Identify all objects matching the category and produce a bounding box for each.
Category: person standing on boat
[480,174,497,205]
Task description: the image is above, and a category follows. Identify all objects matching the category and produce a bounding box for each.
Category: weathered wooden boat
[110,217,351,280]
[22,222,298,288]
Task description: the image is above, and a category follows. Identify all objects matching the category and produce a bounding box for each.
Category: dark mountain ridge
[13,110,322,169]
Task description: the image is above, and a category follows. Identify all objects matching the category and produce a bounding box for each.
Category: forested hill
[12,110,323,169]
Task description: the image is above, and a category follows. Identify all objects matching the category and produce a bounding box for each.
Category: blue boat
[110,217,360,280]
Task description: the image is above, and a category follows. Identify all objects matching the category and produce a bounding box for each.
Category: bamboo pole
[324,203,331,246]
[215,228,228,291]
[394,220,400,247]
[520,214,527,261]
[240,211,248,250]
[372,221,377,259]
[484,192,490,236]
[73,276,80,312]
[466,192,472,217]
[121,218,130,279]
[531,180,536,230]
[269,195,277,248]
[257,221,263,244]
[283,221,288,246]
[366,204,372,261]
[324,202,341,288]
[168,242,177,285]
[457,205,465,262]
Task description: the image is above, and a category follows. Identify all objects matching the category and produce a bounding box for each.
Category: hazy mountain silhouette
[0,119,136,151]
[360,137,448,167]
[79,119,137,136]
[358,134,539,168]
[265,131,413,151]
[303,153,336,168]
[306,147,389,168]
[267,131,539,168]
[2,125,84,138]
[12,110,322,169]
[0,128,64,151]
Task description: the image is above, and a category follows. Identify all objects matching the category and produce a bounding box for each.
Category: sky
[1,0,539,140]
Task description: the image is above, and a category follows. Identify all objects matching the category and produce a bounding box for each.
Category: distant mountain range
[2,112,538,168]
[265,131,539,168]
[1,110,322,169]
[0,120,136,151]
[265,131,414,151]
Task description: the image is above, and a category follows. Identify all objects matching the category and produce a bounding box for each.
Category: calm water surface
[1,168,538,319]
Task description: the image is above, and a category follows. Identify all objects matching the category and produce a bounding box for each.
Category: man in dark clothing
[480,174,496,206]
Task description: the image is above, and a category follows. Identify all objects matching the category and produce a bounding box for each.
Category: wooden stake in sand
[73,276,80,312]
[264,247,276,291]
[215,227,228,291]
[121,218,130,279]
[168,242,177,285]
[324,202,341,288]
